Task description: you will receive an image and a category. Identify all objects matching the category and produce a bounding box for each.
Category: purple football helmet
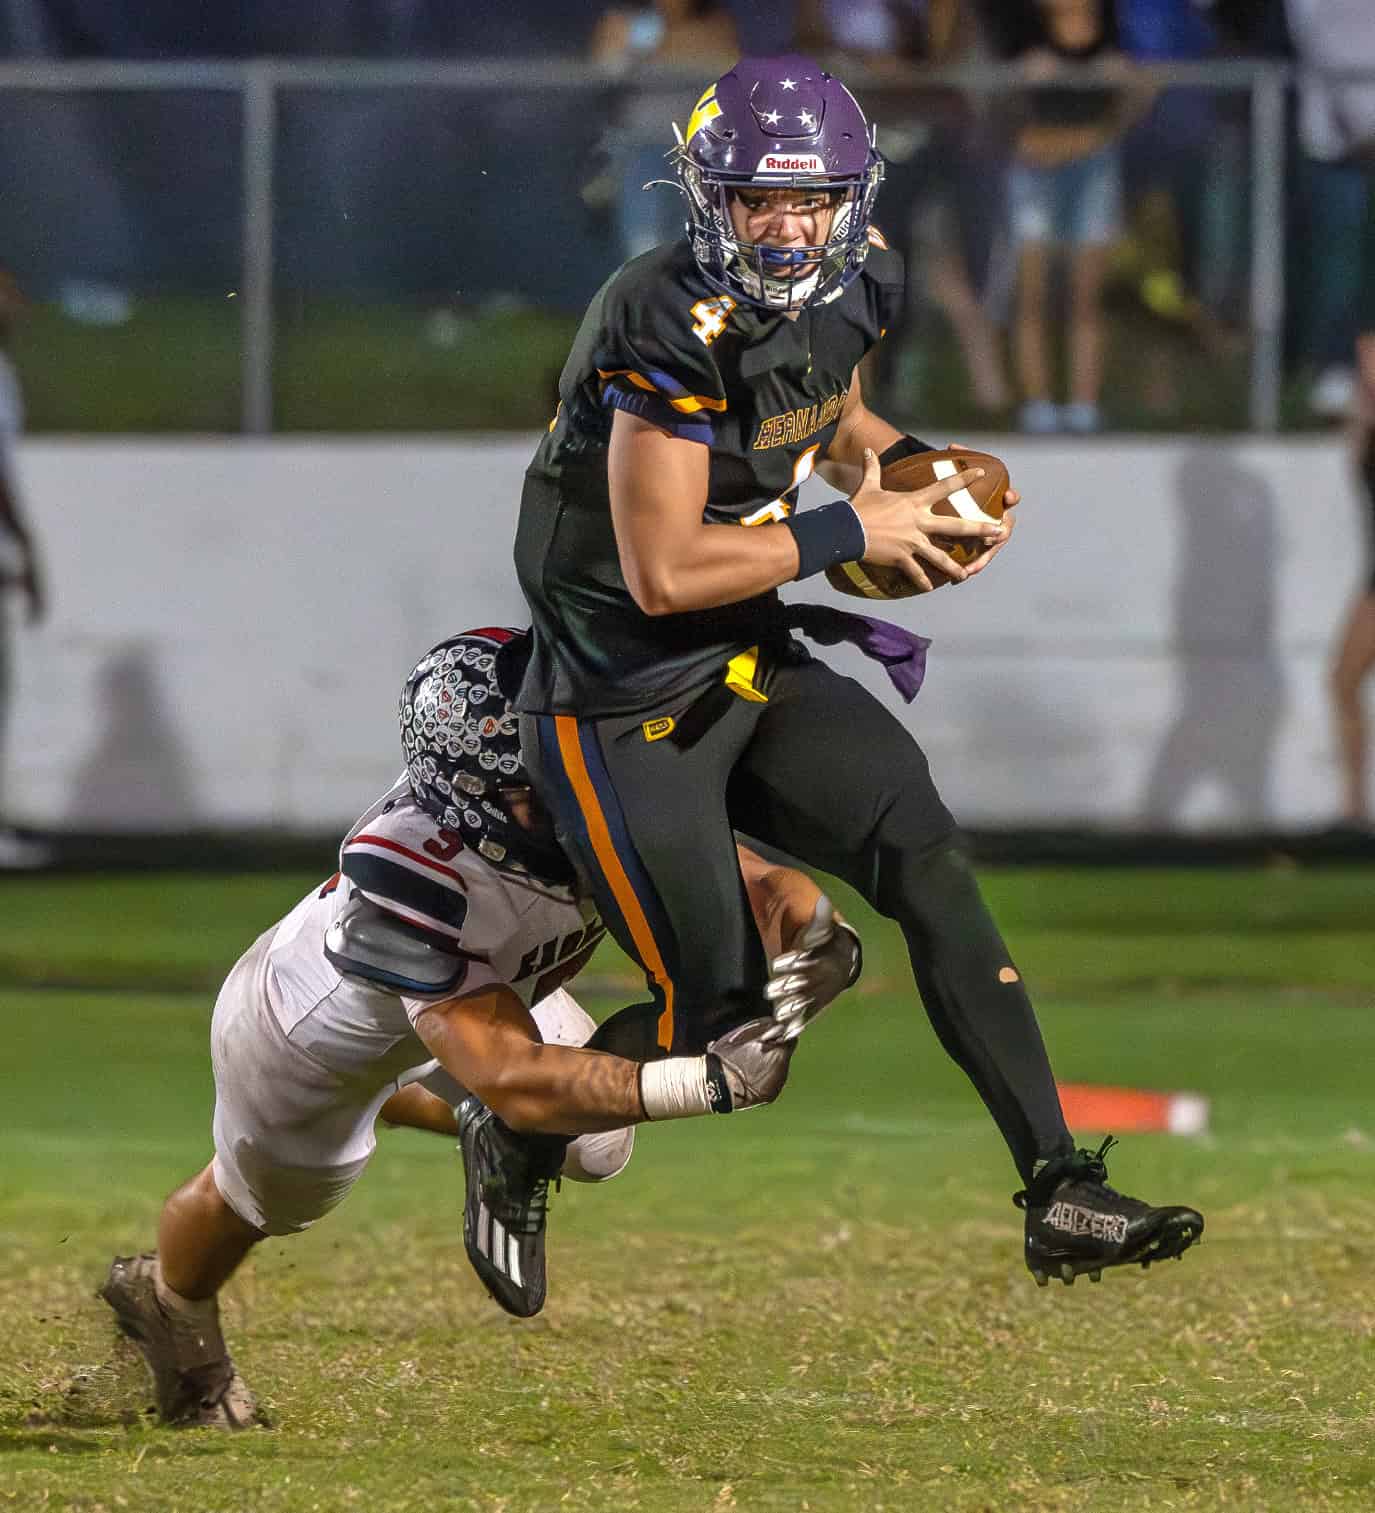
[675,54,883,312]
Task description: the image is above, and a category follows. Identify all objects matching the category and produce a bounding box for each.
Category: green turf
[2,867,1374,1510]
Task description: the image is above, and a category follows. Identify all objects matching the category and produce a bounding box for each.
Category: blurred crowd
[0,0,1371,433]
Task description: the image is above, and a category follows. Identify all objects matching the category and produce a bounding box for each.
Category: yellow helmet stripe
[685,85,722,143]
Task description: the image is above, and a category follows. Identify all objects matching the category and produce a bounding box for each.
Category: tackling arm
[737,843,830,957]
[412,983,643,1136]
[737,844,862,1043]
[413,969,799,1132]
[388,850,862,1136]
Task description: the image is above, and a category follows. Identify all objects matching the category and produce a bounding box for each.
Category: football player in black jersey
[513,54,1203,1286]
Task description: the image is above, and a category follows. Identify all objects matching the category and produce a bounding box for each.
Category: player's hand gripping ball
[826,448,1011,600]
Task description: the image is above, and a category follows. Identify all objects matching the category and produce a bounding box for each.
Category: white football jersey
[263,777,605,1086]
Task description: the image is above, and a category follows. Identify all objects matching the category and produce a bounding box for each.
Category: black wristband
[704,1052,734,1113]
[877,435,936,466]
[784,499,867,580]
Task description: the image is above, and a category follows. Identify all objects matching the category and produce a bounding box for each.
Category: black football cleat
[456,1097,567,1318]
[1014,1138,1204,1287]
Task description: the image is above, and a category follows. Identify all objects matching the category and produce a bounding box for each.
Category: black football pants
[522,654,1072,1181]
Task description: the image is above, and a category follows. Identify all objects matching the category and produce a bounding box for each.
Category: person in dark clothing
[510,53,1204,1289]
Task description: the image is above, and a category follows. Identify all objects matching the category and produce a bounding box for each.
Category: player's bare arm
[412,983,644,1134]
[609,404,996,609]
[736,843,824,959]
[819,364,905,488]
[410,831,867,1134]
[609,408,801,613]
[736,843,861,1043]
[390,842,859,1136]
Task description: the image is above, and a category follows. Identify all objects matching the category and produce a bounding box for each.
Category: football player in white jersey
[100,628,862,1429]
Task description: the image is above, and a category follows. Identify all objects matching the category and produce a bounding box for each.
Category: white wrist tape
[639,1056,714,1120]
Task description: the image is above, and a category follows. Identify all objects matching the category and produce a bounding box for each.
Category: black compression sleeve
[878,435,937,466]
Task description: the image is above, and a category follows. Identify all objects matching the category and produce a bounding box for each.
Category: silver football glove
[705,1017,797,1111]
[760,895,862,1044]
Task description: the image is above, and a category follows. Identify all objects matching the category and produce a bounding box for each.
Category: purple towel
[784,603,931,703]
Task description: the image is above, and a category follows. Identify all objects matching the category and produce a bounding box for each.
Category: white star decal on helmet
[798,110,815,128]
[762,109,782,126]
[779,78,797,91]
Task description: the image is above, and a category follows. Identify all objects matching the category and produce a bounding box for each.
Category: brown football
[824,448,1011,600]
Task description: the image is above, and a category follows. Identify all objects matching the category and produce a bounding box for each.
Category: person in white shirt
[1285,0,1375,417]
[0,270,48,868]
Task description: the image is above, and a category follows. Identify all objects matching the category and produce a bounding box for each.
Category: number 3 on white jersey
[741,444,820,526]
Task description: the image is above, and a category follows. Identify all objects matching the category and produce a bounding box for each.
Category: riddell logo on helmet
[757,153,826,174]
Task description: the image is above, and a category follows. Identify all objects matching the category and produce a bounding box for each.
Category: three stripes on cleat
[473,1199,523,1289]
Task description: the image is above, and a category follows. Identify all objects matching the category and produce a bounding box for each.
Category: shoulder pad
[599,248,727,406]
[340,800,469,942]
[324,891,469,998]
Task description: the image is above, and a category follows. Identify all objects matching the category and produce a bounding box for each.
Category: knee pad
[530,986,596,1046]
[562,1126,635,1183]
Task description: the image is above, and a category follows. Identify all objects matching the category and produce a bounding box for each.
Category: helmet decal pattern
[399,628,574,885]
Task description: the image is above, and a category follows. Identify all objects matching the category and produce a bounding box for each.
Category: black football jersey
[514,235,903,716]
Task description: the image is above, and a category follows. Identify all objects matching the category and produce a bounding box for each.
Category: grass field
[2,865,1374,1511]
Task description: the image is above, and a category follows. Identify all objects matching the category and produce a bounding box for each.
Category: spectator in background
[1329,201,1375,833]
[1003,0,1147,433]
[1117,0,1235,321]
[0,270,49,869]
[589,1,740,262]
[1104,0,1253,424]
[805,0,1011,418]
[1284,0,1375,421]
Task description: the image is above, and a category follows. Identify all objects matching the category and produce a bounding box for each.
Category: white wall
[5,435,1368,832]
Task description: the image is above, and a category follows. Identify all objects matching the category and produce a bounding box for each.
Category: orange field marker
[1056,1082,1210,1136]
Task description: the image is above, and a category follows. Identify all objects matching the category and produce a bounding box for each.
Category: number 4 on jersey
[690,295,737,346]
